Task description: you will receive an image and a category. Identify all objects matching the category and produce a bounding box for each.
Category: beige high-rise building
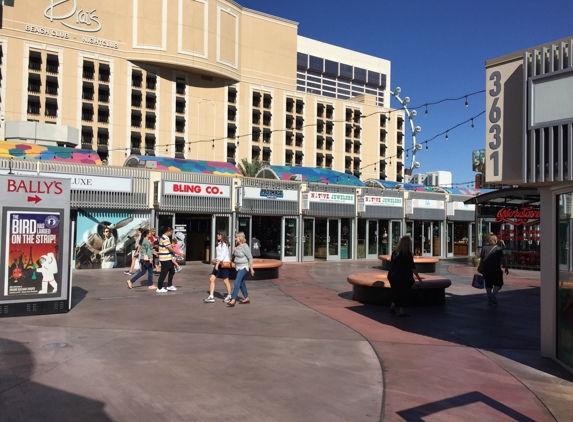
[0,0,404,181]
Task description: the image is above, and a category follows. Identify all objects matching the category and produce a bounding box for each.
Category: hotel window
[252,127,261,142]
[252,145,261,160]
[145,134,156,156]
[29,51,42,71]
[132,70,142,88]
[286,97,294,113]
[131,90,142,107]
[226,142,236,163]
[295,150,304,166]
[176,116,186,133]
[227,105,236,121]
[325,154,333,168]
[263,93,272,109]
[340,63,353,80]
[176,78,186,95]
[263,110,272,126]
[297,52,308,69]
[146,74,157,90]
[227,122,236,139]
[27,96,41,114]
[99,64,110,83]
[83,61,95,79]
[295,133,304,147]
[262,146,271,163]
[28,75,41,93]
[308,56,323,72]
[97,128,109,148]
[131,110,142,127]
[176,98,186,114]
[81,127,93,149]
[81,103,93,121]
[46,77,58,96]
[130,132,141,155]
[295,116,304,130]
[98,105,109,123]
[46,54,59,74]
[252,91,261,107]
[45,98,58,118]
[296,99,304,114]
[285,149,293,165]
[145,112,156,129]
[252,109,261,125]
[285,131,293,146]
[98,85,110,103]
[228,86,237,103]
[146,93,156,110]
[175,137,185,158]
[263,128,271,143]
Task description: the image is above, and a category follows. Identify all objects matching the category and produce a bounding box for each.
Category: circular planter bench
[347,272,451,306]
[228,258,282,280]
[379,254,439,273]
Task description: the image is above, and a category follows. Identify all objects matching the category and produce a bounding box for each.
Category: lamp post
[391,87,422,179]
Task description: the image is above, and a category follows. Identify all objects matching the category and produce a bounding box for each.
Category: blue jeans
[130,261,154,286]
[231,268,249,299]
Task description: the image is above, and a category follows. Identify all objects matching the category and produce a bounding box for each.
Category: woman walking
[126,229,156,289]
[227,231,254,307]
[479,233,509,305]
[203,230,232,303]
[387,235,423,317]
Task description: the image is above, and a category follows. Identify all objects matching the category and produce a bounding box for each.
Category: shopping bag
[472,274,484,289]
[133,259,141,271]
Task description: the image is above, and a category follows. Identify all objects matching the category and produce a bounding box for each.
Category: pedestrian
[99,226,116,269]
[203,230,232,303]
[172,241,182,273]
[479,233,509,305]
[156,227,185,293]
[125,228,142,275]
[387,235,423,317]
[126,229,156,289]
[227,231,254,306]
[149,228,160,273]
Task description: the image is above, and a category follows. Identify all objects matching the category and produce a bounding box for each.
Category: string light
[471,118,475,130]
[445,132,449,141]
[465,96,469,108]
[410,90,484,111]
[424,105,428,116]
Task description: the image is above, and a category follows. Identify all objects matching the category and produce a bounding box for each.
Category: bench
[379,254,439,273]
[229,258,282,280]
[347,272,451,306]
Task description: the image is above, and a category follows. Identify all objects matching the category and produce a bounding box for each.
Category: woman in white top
[203,230,232,303]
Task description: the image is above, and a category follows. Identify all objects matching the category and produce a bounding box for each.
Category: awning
[286,98,294,104]
[285,149,294,156]
[326,136,334,143]
[353,157,361,163]
[296,99,304,106]
[296,116,304,122]
[345,139,353,146]
[295,150,304,157]
[326,105,334,112]
[316,153,324,159]
[227,105,237,111]
[227,123,236,130]
[253,109,261,115]
[296,132,304,139]
[345,156,352,162]
[317,103,325,110]
[264,93,272,100]
[286,131,293,137]
[252,127,261,133]
[253,92,261,98]
[252,146,261,152]
[263,110,272,117]
[317,135,324,141]
[286,114,294,120]
[227,143,236,150]
[316,119,324,126]
[326,154,333,159]
[354,140,361,147]
[263,146,272,153]
[263,128,272,134]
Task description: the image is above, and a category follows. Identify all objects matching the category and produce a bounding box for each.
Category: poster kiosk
[0,174,71,317]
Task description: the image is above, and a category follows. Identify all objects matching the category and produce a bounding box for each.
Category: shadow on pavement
[71,286,88,309]
[0,337,112,422]
[396,391,537,422]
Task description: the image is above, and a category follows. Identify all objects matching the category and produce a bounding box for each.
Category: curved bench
[229,258,282,280]
[379,254,439,273]
[347,272,451,306]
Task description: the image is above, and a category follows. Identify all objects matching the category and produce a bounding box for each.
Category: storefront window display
[557,193,573,368]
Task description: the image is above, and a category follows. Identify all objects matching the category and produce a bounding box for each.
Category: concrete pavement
[1,259,572,421]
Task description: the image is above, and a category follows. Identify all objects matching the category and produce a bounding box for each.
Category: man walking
[156,227,185,293]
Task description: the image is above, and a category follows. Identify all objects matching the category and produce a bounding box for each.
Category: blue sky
[238,0,572,186]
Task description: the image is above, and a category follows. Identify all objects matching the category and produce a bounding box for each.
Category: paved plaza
[1,259,573,421]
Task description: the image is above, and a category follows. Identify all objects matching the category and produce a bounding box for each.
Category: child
[172,241,182,273]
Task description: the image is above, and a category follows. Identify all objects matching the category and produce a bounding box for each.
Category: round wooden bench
[379,254,439,273]
[347,272,451,306]
[229,258,282,280]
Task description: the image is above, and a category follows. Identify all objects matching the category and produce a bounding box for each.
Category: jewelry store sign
[363,196,403,207]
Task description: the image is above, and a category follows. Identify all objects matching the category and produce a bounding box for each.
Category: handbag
[133,259,141,271]
[472,273,485,289]
[220,261,232,269]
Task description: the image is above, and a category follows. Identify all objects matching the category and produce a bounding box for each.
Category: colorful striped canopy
[0,141,101,164]
[257,165,365,186]
[124,155,241,176]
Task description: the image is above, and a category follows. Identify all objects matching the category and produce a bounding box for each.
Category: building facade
[0,0,403,181]
[485,36,573,371]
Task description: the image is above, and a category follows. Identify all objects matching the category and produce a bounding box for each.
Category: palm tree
[237,157,264,177]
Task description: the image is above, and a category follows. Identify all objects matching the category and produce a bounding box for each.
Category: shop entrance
[408,220,442,257]
[172,214,211,262]
[251,215,282,259]
[302,217,315,262]
[315,218,340,260]
[282,217,298,262]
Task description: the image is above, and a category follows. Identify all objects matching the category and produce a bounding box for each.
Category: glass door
[328,218,340,260]
[237,216,251,242]
[447,222,454,257]
[282,217,298,262]
[367,220,378,259]
[390,220,402,253]
[432,221,442,257]
[302,217,314,261]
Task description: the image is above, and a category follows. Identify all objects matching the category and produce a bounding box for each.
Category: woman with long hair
[479,233,509,305]
[203,230,232,303]
[126,229,156,289]
[227,231,254,307]
[387,235,423,317]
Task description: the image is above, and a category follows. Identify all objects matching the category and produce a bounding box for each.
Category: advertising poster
[4,210,62,296]
[75,210,150,269]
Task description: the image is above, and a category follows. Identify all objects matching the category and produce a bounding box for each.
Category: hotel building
[0,0,403,181]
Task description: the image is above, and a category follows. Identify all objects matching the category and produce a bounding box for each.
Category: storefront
[405,192,446,257]
[445,192,479,258]
[464,188,540,270]
[132,156,241,262]
[236,177,300,262]
[358,186,404,259]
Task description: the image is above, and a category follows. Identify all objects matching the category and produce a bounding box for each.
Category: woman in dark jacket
[388,235,423,317]
[480,233,509,305]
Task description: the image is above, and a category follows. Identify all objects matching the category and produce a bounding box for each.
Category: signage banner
[363,196,403,207]
[494,206,540,226]
[411,199,445,210]
[4,210,62,296]
[452,202,476,211]
[308,192,355,205]
[163,181,231,198]
[357,196,365,213]
[302,193,309,210]
[0,169,132,192]
[243,187,298,201]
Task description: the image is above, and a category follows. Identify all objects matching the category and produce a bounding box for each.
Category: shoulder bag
[477,245,497,274]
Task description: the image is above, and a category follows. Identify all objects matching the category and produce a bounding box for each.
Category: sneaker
[223,295,232,303]
[166,285,177,291]
[156,287,168,293]
[124,271,133,275]
[203,295,215,303]
[175,267,181,273]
